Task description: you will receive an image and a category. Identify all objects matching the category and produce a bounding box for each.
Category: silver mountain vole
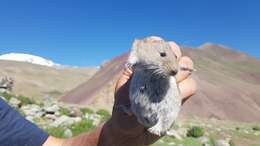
[127,37,181,136]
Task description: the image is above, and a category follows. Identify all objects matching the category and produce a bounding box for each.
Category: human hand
[98,37,197,146]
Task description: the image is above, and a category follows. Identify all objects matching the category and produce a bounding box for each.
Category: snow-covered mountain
[0,53,59,67]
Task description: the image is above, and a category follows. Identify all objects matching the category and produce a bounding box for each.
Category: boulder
[50,115,82,127]
[51,115,74,127]
[69,108,82,117]
[44,104,60,114]
[214,139,230,146]
[168,142,176,145]
[64,129,73,138]
[176,128,188,137]
[84,113,101,126]
[0,96,7,101]
[198,136,210,144]
[9,97,21,108]
[26,116,34,122]
[166,129,182,140]
[0,89,7,93]
[21,104,44,118]
[45,114,57,121]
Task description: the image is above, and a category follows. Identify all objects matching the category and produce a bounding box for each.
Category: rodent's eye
[160,52,167,57]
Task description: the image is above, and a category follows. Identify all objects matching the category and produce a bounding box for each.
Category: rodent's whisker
[152,68,167,77]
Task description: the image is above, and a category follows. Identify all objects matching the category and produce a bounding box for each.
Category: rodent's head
[128,37,179,77]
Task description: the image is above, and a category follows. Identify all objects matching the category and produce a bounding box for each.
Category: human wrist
[97,119,116,146]
[42,136,64,146]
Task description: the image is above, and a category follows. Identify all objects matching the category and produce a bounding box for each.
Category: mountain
[0,60,98,99]
[61,44,260,123]
[0,53,59,67]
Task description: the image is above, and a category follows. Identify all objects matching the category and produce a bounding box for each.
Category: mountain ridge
[0,60,98,99]
[61,43,260,122]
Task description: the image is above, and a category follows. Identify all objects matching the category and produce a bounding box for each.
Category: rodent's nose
[169,70,178,76]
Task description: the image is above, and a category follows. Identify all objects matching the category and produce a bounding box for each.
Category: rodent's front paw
[147,123,166,136]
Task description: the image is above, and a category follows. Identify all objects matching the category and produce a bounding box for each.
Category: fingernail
[179,66,196,72]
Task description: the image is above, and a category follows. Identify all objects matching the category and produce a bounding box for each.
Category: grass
[152,137,203,146]
[0,92,12,101]
[0,92,37,106]
[45,119,95,138]
[252,125,260,131]
[17,95,36,105]
[80,107,94,114]
[187,126,204,138]
[45,126,66,138]
[229,139,236,146]
[2,91,259,146]
[59,107,71,116]
[69,119,95,136]
[96,109,111,121]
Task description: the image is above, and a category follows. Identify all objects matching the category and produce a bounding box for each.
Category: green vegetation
[45,119,94,138]
[96,109,111,121]
[69,119,94,136]
[152,137,202,146]
[179,137,202,146]
[0,92,12,101]
[235,127,240,131]
[208,137,216,146]
[0,92,36,105]
[229,139,236,146]
[59,107,71,116]
[252,125,260,131]
[80,107,94,114]
[17,95,36,105]
[45,126,66,138]
[187,126,204,138]
[2,91,260,145]
[19,110,26,117]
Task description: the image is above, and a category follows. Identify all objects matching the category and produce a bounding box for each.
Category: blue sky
[0,0,259,66]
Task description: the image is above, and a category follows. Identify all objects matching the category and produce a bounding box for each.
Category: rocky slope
[1,91,260,146]
[0,60,97,99]
[61,43,260,123]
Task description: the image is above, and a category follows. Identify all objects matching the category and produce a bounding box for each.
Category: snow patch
[0,53,59,67]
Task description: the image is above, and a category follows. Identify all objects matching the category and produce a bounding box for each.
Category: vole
[127,37,181,136]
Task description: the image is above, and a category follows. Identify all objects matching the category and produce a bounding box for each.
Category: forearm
[43,124,103,146]
[0,98,49,146]
[44,108,161,146]
[63,125,103,146]
[59,119,141,146]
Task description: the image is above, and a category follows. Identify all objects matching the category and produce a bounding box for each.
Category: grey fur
[128,37,181,136]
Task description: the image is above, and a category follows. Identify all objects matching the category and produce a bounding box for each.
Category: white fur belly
[148,77,181,135]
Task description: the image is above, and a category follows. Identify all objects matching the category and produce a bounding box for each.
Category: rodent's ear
[132,39,141,50]
[128,39,140,65]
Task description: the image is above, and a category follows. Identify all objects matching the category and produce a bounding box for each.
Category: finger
[122,67,133,77]
[178,78,197,104]
[176,56,194,83]
[115,66,133,92]
[168,41,182,60]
